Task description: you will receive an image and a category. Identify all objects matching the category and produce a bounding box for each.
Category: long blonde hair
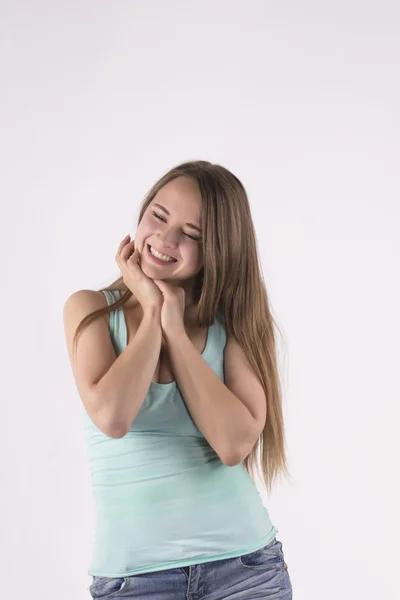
[73,160,291,493]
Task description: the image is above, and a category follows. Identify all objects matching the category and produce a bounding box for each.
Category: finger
[153,279,167,294]
[120,240,136,260]
[116,235,131,259]
[127,248,138,262]
[124,250,140,269]
[118,234,130,250]
[116,247,136,273]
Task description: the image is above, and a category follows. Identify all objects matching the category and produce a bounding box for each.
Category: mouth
[146,244,178,265]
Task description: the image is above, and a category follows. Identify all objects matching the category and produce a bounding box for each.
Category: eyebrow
[152,203,202,233]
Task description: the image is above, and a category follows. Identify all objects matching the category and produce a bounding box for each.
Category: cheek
[186,245,202,266]
[134,225,151,250]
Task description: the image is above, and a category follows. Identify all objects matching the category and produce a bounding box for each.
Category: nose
[157,228,179,248]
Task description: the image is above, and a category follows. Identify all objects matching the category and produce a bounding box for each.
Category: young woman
[63,160,293,599]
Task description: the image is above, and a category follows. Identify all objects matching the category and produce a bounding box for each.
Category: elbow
[105,419,130,438]
[220,440,252,466]
[107,426,129,439]
[96,415,129,439]
[222,454,242,467]
[220,448,243,467]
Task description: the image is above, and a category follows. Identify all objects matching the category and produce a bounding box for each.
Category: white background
[1,1,399,598]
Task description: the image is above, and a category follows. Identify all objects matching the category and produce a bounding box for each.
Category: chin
[141,264,154,276]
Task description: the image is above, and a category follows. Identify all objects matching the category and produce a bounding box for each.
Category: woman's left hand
[152,279,186,341]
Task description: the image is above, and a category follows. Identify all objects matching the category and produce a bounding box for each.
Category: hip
[88,536,293,599]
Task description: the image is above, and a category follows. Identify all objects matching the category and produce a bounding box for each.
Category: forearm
[167,331,257,464]
[95,306,162,436]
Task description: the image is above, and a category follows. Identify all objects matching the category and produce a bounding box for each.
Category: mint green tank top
[83,289,278,577]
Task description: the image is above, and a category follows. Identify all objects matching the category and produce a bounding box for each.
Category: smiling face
[134,176,204,301]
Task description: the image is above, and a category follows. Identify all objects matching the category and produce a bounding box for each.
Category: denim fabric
[88,537,292,599]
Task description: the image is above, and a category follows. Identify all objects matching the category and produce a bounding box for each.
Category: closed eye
[152,211,201,241]
[152,211,166,223]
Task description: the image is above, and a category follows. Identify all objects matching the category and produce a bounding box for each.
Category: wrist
[164,325,187,345]
[142,304,162,322]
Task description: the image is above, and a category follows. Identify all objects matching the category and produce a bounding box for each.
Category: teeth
[149,245,176,262]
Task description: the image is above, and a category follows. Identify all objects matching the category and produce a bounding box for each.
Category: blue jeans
[88,537,293,599]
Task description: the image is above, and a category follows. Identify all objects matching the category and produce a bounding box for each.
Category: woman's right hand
[116,235,163,312]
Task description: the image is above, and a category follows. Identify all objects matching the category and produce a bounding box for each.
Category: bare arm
[93,305,162,436]
[63,289,162,438]
[166,329,266,465]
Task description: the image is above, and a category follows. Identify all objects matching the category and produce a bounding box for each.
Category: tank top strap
[100,289,126,354]
[101,289,117,305]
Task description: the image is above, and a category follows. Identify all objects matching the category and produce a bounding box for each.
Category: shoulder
[64,289,108,310]
[63,289,110,325]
